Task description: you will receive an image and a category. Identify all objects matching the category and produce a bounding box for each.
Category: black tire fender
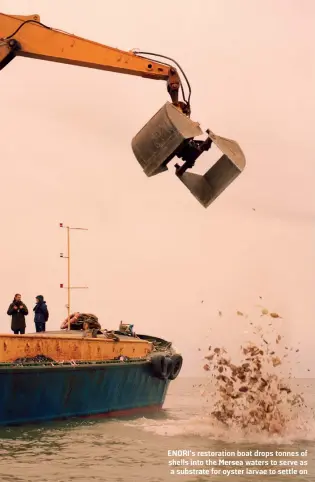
[168,354,183,380]
[151,355,173,380]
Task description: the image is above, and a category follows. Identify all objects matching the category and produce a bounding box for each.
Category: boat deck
[26,330,140,341]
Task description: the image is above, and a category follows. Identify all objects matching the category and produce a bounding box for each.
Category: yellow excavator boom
[0,12,246,208]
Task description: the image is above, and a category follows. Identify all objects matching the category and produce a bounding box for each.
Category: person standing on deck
[33,295,49,332]
[7,293,28,334]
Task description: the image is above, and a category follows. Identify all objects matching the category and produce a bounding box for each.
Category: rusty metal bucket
[131,102,246,208]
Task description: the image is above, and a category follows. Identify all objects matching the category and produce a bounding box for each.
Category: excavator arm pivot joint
[0,38,21,70]
[8,38,21,51]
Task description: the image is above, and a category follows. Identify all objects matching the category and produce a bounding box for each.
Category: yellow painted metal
[0,13,171,79]
[9,14,40,22]
[0,334,152,363]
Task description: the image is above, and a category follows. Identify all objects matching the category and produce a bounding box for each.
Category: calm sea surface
[0,377,314,482]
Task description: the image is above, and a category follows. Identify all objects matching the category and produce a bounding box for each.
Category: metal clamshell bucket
[177,131,246,208]
[131,102,203,177]
[131,102,246,208]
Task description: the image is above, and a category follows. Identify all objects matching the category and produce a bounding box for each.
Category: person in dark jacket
[33,295,49,332]
[7,293,28,334]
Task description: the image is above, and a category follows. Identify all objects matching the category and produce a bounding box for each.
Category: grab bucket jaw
[131,102,203,177]
[131,102,246,208]
[177,131,246,208]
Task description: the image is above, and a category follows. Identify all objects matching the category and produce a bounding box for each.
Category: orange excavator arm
[0,13,183,108]
[0,12,246,208]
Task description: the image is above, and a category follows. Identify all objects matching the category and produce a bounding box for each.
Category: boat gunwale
[0,358,151,373]
[0,333,151,344]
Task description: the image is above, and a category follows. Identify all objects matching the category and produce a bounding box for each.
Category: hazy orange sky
[1,0,314,376]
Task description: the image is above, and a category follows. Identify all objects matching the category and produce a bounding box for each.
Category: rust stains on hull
[0,334,152,363]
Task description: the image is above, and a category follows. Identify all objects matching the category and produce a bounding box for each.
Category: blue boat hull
[0,361,170,426]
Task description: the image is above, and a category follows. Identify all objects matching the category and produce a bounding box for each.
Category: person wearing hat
[33,295,49,332]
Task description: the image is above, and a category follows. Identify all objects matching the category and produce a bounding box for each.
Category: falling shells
[202,322,305,434]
